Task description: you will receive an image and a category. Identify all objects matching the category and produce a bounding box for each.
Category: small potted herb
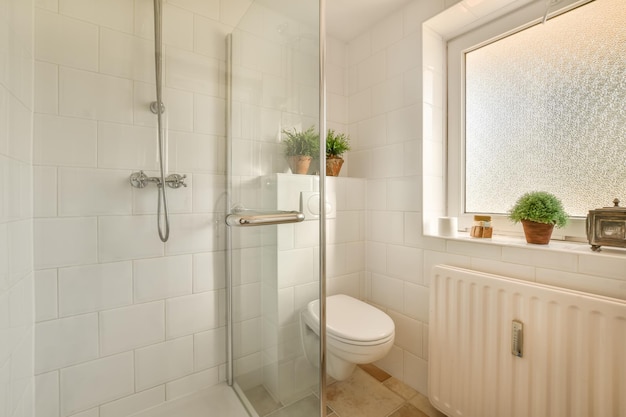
[508,191,568,244]
[282,126,319,174]
[325,129,351,176]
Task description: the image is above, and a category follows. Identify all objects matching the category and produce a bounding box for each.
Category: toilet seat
[305,294,395,346]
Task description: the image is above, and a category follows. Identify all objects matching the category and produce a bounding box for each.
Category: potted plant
[326,129,351,176]
[508,191,568,244]
[282,126,319,174]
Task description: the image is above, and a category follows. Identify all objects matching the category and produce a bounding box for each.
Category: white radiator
[429,265,626,417]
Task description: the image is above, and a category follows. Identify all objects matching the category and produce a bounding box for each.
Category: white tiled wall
[340,0,626,398]
[1,0,35,416]
[32,1,247,416]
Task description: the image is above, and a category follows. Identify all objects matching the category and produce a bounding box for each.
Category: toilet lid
[306,294,394,343]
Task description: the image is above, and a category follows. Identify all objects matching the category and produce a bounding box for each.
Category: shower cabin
[1,0,327,416]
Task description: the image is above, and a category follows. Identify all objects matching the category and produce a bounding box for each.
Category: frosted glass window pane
[465,0,626,217]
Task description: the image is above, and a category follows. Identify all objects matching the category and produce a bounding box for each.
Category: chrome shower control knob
[165,173,187,188]
[130,171,148,188]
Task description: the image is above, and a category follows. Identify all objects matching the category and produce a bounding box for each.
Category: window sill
[429,230,626,259]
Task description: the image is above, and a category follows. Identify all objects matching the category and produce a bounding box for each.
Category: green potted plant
[282,126,320,174]
[508,191,568,244]
[326,129,351,176]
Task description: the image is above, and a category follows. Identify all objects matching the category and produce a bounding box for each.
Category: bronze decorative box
[586,198,626,251]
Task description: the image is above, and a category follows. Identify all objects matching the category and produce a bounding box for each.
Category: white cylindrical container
[438,217,458,237]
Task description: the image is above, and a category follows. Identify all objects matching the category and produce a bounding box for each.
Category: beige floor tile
[387,404,429,417]
[266,394,326,417]
[358,363,392,382]
[383,378,418,400]
[327,367,404,417]
[244,385,283,416]
[407,392,447,417]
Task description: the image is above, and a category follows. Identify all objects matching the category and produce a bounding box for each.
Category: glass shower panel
[228,0,322,415]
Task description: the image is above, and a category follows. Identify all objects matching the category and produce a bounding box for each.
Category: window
[447,0,626,239]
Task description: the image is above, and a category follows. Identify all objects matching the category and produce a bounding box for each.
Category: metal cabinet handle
[225,209,305,227]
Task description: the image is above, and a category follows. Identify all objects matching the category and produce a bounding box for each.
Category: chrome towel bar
[225,209,305,227]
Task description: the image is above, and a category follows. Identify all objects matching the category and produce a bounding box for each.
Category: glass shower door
[226,0,323,416]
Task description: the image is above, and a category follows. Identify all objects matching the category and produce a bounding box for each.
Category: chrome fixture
[225,207,304,227]
[130,171,188,189]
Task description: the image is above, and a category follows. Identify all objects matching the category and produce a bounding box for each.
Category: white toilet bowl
[300,294,395,380]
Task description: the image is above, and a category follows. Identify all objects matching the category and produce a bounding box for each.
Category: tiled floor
[244,364,447,417]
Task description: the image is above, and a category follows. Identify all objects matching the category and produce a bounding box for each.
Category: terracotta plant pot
[521,220,555,244]
[326,156,344,176]
[288,155,312,175]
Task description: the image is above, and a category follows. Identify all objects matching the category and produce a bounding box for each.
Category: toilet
[300,294,395,381]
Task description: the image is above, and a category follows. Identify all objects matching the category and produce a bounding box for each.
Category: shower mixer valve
[130,170,188,189]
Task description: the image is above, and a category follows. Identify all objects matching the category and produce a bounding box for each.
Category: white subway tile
[388,311,423,357]
[58,168,132,216]
[232,283,261,322]
[387,176,422,212]
[403,352,428,393]
[194,94,226,136]
[169,0,219,19]
[388,33,421,77]
[7,95,33,162]
[371,273,404,310]
[0,88,7,155]
[277,248,315,289]
[35,313,98,373]
[59,67,133,123]
[100,301,165,356]
[35,0,58,12]
[98,215,164,262]
[348,89,372,124]
[35,269,58,322]
[194,327,226,371]
[67,408,98,417]
[501,246,578,272]
[403,282,429,322]
[99,386,165,417]
[132,81,159,128]
[169,131,225,174]
[192,174,226,213]
[165,47,220,96]
[133,255,192,303]
[163,4,193,50]
[99,28,154,83]
[387,105,420,143]
[97,122,159,170]
[60,352,134,417]
[133,0,154,39]
[135,337,194,391]
[34,61,58,114]
[192,251,226,293]
[372,12,404,52]
[536,268,626,301]
[372,75,404,115]
[8,219,33,281]
[446,240,501,260]
[163,88,193,132]
[231,247,262,286]
[35,217,98,269]
[374,345,403,380]
[357,51,386,90]
[166,291,219,338]
[219,0,253,27]
[403,67,422,106]
[369,144,405,179]
[239,34,282,77]
[194,16,229,60]
[34,166,57,218]
[422,250,470,287]
[59,0,134,33]
[423,139,443,177]
[35,371,59,417]
[578,253,626,281]
[347,32,371,66]
[58,262,132,317]
[34,114,97,167]
[35,9,98,71]
[469,258,535,282]
[386,245,423,284]
[165,214,221,255]
[166,368,219,400]
[369,211,404,244]
[233,318,262,357]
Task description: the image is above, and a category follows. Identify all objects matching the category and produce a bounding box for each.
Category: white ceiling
[326,0,416,41]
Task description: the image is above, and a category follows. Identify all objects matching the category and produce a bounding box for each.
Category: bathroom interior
[1,0,625,416]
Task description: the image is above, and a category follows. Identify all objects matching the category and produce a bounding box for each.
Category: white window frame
[446,0,593,241]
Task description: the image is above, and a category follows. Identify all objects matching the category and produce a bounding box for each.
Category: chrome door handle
[225,209,305,227]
